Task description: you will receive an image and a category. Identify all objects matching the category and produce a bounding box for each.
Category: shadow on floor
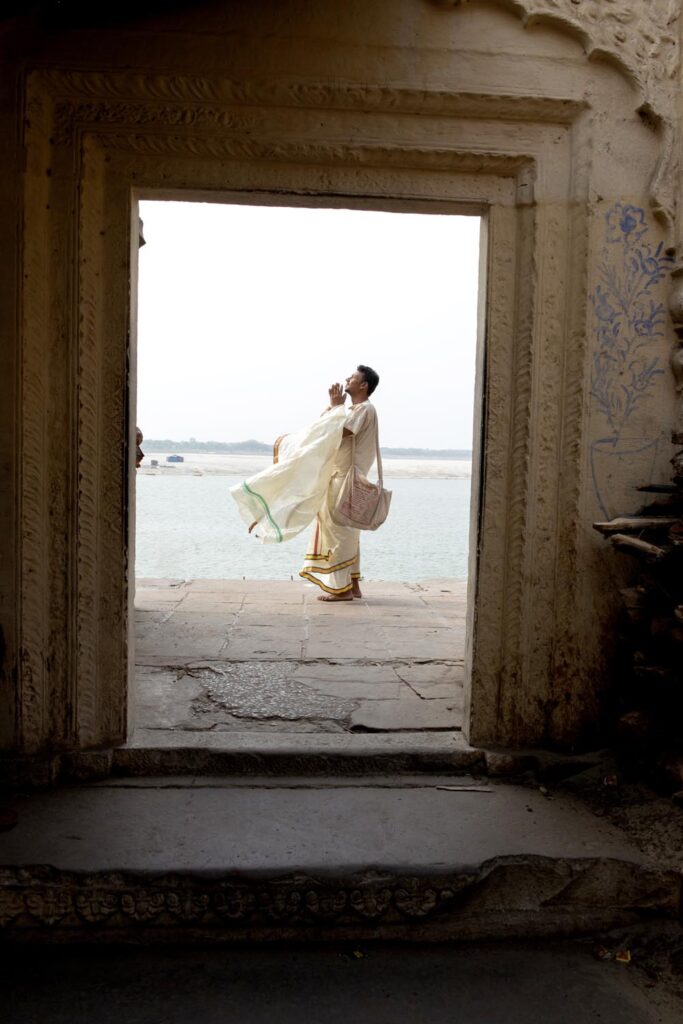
[4,942,680,1024]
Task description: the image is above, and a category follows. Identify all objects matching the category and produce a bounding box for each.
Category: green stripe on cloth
[242,481,283,543]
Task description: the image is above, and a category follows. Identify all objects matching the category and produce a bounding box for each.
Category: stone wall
[0,0,681,755]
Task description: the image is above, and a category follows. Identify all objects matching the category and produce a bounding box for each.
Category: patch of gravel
[190,663,358,723]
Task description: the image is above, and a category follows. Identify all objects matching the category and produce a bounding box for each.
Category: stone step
[0,776,679,943]
[0,733,490,785]
[0,733,586,786]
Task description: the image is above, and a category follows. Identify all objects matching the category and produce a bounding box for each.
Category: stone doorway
[131,201,477,747]
[14,6,672,760]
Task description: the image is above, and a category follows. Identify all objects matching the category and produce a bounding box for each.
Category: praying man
[300,364,380,602]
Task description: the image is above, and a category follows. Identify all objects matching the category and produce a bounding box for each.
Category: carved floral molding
[446,0,680,116]
[442,1,681,239]
[0,859,677,934]
[0,871,463,931]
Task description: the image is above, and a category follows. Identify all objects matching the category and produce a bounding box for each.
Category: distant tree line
[144,439,272,454]
[142,438,472,460]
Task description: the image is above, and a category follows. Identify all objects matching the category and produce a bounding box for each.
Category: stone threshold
[1,734,602,786]
[0,733,479,785]
[113,730,482,779]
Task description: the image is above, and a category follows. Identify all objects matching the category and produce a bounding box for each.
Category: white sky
[137,201,480,449]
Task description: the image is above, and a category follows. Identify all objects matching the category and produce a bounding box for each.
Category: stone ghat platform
[133,578,466,744]
[1,775,680,943]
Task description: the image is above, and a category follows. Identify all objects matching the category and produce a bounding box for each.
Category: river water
[135,455,472,581]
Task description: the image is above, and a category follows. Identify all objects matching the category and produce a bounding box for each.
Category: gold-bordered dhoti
[299,475,361,595]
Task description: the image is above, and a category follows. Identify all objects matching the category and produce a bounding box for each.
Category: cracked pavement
[133,578,465,735]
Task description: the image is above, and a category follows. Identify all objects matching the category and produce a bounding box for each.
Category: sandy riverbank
[139,452,471,480]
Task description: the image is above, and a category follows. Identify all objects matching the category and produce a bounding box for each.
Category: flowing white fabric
[229,405,347,543]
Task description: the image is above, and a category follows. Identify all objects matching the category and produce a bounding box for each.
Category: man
[300,364,380,602]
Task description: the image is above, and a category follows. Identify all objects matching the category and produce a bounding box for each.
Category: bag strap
[374,419,384,488]
[349,405,383,488]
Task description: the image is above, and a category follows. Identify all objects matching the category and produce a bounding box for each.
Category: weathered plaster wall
[0,0,681,756]
[0,57,20,754]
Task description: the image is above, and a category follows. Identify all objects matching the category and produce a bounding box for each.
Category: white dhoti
[299,401,378,596]
[299,475,361,596]
[230,400,379,596]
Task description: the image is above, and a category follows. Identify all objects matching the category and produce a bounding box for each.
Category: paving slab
[394,663,465,699]
[133,667,205,730]
[292,663,401,685]
[303,640,386,660]
[222,644,305,661]
[384,643,461,660]
[238,612,305,627]
[351,699,463,731]
[296,680,403,700]
[134,579,467,740]
[395,661,464,683]
[403,682,459,699]
[137,640,228,662]
[228,627,307,646]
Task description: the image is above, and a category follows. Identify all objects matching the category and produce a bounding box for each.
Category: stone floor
[1,775,652,874]
[6,941,682,1024]
[134,578,466,738]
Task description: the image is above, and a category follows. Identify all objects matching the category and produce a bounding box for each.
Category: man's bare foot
[352,581,363,599]
[317,593,353,602]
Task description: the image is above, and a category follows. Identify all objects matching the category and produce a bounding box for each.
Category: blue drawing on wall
[590,203,672,517]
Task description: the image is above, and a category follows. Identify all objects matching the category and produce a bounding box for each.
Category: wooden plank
[609,534,665,559]
[593,517,679,534]
[636,484,679,493]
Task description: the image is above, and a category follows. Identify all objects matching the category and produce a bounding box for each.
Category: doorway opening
[131,198,482,749]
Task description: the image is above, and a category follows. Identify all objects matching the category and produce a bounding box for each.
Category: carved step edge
[0,857,679,943]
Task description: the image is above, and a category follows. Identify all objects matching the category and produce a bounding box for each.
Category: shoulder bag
[331,423,392,531]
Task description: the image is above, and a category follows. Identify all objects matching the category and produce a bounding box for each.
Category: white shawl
[229,405,347,543]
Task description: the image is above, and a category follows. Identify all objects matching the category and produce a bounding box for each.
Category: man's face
[344,370,366,397]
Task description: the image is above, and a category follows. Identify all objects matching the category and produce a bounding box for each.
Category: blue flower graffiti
[590,203,672,516]
[591,204,671,441]
[604,203,648,246]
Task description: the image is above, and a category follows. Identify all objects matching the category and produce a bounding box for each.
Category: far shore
[139,451,472,480]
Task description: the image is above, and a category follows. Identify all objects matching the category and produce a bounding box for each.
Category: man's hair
[358,364,379,397]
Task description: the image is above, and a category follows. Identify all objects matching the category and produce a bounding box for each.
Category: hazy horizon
[137,202,481,449]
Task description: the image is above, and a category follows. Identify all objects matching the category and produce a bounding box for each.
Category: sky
[137,201,481,449]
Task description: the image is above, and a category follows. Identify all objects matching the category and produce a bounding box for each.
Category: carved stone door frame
[15,48,671,755]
